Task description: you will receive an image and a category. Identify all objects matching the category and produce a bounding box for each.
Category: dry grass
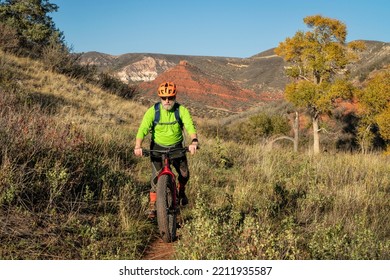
[0,50,153,259]
[176,140,390,259]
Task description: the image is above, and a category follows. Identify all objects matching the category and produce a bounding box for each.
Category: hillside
[0,50,153,259]
[80,49,288,95]
[349,40,390,81]
[136,60,278,117]
[80,40,389,97]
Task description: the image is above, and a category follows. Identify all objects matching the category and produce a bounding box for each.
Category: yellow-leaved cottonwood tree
[275,15,365,154]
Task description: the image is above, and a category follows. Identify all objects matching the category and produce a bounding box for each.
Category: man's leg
[149,159,161,218]
[173,156,190,206]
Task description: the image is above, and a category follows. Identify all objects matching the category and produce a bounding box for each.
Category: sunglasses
[161,96,175,101]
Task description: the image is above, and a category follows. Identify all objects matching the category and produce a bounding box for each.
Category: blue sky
[50,0,390,58]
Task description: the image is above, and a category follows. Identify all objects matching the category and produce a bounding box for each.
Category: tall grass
[175,139,390,259]
[0,51,152,259]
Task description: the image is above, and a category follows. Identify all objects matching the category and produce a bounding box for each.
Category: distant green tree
[0,0,63,55]
[275,15,365,154]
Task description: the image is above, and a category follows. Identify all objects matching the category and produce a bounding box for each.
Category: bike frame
[157,154,177,209]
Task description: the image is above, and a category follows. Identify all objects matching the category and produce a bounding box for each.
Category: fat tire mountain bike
[144,147,188,243]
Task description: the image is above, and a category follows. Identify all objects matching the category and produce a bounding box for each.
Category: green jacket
[136,103,197,146]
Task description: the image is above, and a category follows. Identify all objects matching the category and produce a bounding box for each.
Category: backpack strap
[173,102,183,130]
[153,102,160,128]
[152,102,183,131]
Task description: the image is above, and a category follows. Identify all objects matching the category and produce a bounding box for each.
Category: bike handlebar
[142,147,190,158]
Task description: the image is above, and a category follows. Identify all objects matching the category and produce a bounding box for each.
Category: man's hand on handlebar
[188,138,199,155]
[188,144,197,155]
[134,147,143,157]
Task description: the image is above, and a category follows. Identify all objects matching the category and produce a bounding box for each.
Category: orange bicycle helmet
[158,82,177,97]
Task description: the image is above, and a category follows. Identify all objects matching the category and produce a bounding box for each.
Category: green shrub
[96,73,138,99]
[309,217,389,259]
[228,113,290,144]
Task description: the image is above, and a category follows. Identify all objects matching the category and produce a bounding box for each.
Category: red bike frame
[157,155,177,208]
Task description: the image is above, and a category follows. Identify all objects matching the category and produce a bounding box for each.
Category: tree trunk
[312,116,320,154]
[293,112,299,152]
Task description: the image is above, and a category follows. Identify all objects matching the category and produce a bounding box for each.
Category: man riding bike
[134,82,199,218]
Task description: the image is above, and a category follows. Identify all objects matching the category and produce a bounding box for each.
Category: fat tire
[156,174,177,243]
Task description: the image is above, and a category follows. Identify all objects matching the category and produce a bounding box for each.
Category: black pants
[150,142,189,192]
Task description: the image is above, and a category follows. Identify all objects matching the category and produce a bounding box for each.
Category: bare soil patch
[141,236,176,260]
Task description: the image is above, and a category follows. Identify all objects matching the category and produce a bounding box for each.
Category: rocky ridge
[79,41,389,116]
[136,60,277,116]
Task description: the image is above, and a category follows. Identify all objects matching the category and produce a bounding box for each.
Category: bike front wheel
[156,174,177,243]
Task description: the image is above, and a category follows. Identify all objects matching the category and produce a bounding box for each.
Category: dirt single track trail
[141,236,176,260]
[141,208,188,259]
